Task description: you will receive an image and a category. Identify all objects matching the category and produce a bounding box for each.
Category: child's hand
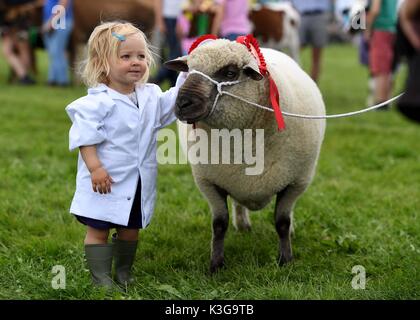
[91,167,114,194]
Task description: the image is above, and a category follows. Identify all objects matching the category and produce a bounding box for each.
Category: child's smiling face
[107,33,148,94]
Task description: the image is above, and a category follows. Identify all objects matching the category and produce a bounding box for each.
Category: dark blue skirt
[75,178,142,230]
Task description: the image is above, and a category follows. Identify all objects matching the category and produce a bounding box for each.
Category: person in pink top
[211,0,251,40]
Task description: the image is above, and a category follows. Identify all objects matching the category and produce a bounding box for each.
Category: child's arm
[66,96,115,194]
[79,145,114,194]
[66,96,113,152]
[157,72,188,128]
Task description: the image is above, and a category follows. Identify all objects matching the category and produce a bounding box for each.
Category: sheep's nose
[177,96,194,110]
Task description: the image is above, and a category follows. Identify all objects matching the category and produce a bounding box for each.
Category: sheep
[165,37,326,273]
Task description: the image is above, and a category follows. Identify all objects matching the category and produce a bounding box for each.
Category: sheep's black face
[175,65,241,123]
[175,73,217,123]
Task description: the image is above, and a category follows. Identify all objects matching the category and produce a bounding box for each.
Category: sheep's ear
[164,56,189,72]
[243,59,263,81]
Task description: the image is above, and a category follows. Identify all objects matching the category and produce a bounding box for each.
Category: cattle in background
[70,0,155,79]
[71,0,154,46]
[249,2,300,63]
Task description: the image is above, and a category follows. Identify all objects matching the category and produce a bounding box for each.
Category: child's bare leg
[116,228,139,241]
[85,226,109,244]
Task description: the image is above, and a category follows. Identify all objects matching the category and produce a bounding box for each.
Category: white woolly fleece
[179,40,326,211]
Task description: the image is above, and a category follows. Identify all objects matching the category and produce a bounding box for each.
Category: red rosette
[236,34,267,76]
[237,34,285,131]
[188,34,218,54]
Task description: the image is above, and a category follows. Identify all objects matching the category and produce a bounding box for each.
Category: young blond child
[65,21,186,289]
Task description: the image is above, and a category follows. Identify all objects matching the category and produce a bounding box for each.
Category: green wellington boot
[112,234,138,286]
[84,244,115,289]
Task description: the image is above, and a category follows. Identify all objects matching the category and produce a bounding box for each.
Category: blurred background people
[0,0,37,85]
[397,0,420,51]
[42,0,73,86]
[291,0,331,83]
[177,0,215,55]
[152,0,183,87]
[365,0,398,110]
[345,0,376,105]
[396,0,420,122]
[211,0,251,41]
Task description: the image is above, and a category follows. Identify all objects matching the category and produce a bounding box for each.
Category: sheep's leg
[232,200,251,231]
[199,183,229,274]
[274,185,305,266]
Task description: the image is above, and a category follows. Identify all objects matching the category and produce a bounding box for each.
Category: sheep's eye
[225,70,237,79]
[215,65,239,81]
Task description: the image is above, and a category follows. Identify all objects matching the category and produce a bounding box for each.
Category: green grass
[0,45,419,300]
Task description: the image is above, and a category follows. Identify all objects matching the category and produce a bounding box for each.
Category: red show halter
[187,34,285,131]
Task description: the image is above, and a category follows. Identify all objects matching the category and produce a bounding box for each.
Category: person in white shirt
[153,0,184,86]
[65,21,185,289]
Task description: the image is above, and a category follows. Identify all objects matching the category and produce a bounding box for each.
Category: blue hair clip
[112,32,126,42]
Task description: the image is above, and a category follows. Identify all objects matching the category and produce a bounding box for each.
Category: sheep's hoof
[278,253,293,266]
[209,259,225,274]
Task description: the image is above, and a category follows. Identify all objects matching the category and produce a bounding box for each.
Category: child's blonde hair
[81,21,155,87]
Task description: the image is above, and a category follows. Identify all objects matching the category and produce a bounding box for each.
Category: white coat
[65,76,184,227]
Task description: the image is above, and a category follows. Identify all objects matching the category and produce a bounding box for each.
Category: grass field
[0,44,419,300]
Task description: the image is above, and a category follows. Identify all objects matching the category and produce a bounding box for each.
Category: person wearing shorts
[292,0,331,83]
[365,0,398,110]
